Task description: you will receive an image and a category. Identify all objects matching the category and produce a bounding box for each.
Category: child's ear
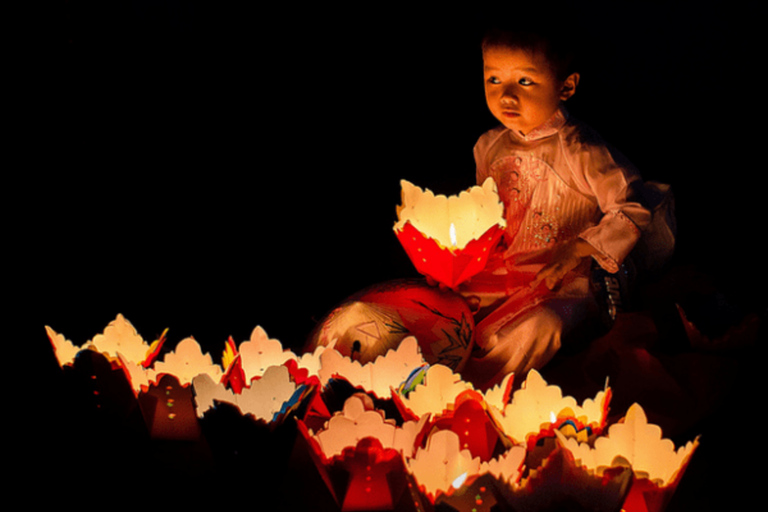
[560,73,580,101]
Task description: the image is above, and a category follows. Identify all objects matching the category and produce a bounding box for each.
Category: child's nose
[501,85,519,104]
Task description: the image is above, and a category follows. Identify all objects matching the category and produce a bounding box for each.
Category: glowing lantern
[136,336,224,440]
[46,313,166,369]
[44,315,168,438]
[297,394,429,511]
[393,363,514,421]
[407,429,483,502]
[502,441,634,512]
[405,428,526,507]
[556,403,700,512]
[425,390,512,462]
[394,178,506,289]
[152,336,222,386]
[316,336,427,400]
[304,394,428,460]
[489,369,611,447]
[193,364,312,424]
[221,326,325,391]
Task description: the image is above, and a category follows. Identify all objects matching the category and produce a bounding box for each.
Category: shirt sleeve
[564,135,652,273]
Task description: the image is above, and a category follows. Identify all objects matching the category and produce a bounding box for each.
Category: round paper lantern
[304,279,474,371]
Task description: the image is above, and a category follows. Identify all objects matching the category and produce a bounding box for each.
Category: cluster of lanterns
[46,180,702,510]
[47,313,698,512]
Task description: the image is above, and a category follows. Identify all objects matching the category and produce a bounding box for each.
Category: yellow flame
[449,223,457,247]
[452,472,468,489]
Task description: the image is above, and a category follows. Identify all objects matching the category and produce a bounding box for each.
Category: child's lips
[501,110,520,118]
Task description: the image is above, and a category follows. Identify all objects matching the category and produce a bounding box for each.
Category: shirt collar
[511,107,568,142]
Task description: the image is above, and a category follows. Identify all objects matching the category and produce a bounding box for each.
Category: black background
[17,2,765,510]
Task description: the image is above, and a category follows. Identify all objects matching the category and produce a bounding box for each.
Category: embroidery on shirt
[489,154,548,242]
[529,210,560,247]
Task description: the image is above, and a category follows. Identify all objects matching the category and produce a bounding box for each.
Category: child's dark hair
[479,17,581,80]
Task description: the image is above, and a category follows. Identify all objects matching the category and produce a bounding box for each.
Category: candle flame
[449,223,457,247]
[550,411,557,424]
[452,472,468,489]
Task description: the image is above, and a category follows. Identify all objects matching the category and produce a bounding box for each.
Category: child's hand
[425,275,455,292]
[530,239,597,291]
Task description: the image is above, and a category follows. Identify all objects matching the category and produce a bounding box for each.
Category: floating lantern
[556,403,700,512]
[297,394,429,511]
[393,363,514,421]
[405,428,526,507]
[193,365,311,425]
[305,279,475,371]
[303,394,428,460]
[394,178,506,289]
[46,313,166,370]
[46,314,702,511]
[222,326,325,391]
[316,335,427,400]
[489,369,611,447]
[502,441,634,512]
[135,336,223,440]
[425,390,512,463]
[45,315,168,438]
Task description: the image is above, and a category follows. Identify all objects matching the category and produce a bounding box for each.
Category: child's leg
[461,296,598,390]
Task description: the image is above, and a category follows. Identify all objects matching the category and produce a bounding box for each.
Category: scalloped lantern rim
[394,178,506,248]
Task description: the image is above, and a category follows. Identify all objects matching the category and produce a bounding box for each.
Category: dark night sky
[16,4,764,509]
[25,2,762,352]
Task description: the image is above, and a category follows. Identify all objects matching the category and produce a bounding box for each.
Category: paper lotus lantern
[502,441,634,512]
[405,428,526,506]
[222,326,325,392]
[305,278,474,371]
[394,178,506,289]
[304,394,428,460]
[46,313,166,369]
[193,365,312,424]
[489,369,611,447]
[297,394,429,511]
[393,363,514,421]
[316,336,428,400]
[556,403,699,512]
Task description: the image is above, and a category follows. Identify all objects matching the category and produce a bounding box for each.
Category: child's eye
[488,76,501,85]
[519,77,535,86]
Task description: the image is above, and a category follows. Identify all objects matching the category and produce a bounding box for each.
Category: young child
[459,23,666,389]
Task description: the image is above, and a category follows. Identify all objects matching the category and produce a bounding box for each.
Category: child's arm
[529,238,597,290]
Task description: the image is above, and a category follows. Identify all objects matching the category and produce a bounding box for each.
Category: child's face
[483,45,578,136]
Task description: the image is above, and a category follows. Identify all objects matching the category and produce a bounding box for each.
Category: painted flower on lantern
[394,178,506,289]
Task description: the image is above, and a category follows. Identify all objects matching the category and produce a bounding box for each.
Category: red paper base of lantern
[395,221,504,290]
